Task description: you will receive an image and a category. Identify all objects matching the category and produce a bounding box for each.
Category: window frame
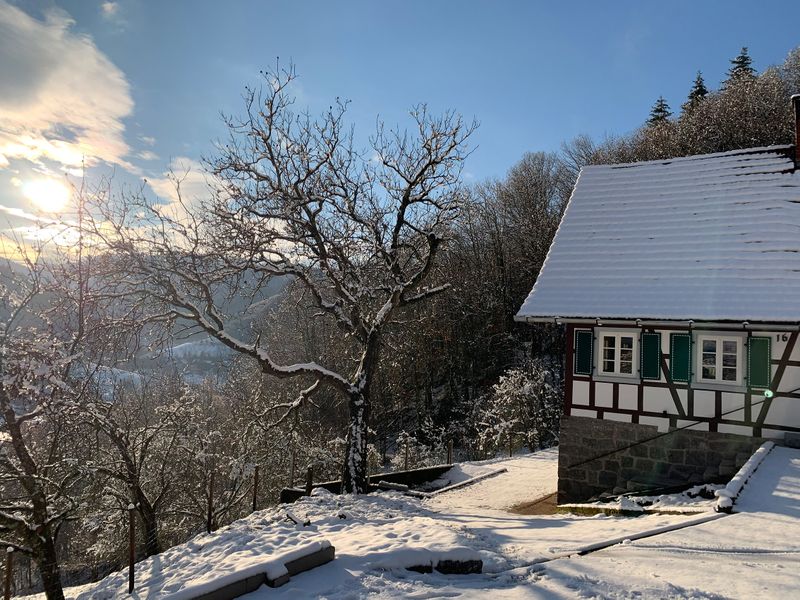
[693,332,746,388]
[594,328,639,381]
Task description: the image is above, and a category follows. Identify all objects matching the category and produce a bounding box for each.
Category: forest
[2,45,800,599]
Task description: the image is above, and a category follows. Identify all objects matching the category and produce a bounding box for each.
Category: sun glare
[23,178,71,213]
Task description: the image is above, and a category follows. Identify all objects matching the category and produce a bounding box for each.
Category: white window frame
[594,329,639,380]
[694,332,745,388]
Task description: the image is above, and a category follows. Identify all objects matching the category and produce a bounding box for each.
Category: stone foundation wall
[557,416,765,503]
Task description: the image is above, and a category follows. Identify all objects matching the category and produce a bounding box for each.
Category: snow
[31,446,800,599]
[516,145,800,322]
[716,440,774,509]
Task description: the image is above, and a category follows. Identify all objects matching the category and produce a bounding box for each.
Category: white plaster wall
[643,386,674,414]
[594,382,613,408]
[693,390,716,418]
[571,408,597,419]
[603,412,632,423]
[618,384,638,410]
[572,380,590,406]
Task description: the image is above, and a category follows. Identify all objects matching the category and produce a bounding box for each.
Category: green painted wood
[670,333,691,383]
[641,332,661,380]
[574,330,593,375]
[748,337,771,389]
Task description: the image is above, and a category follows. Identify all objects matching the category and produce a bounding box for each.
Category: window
[696,335,743,385]
[598,331,637,377]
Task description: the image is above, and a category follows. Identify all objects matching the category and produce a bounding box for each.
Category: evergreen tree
[725,47,755,86]
[647,95,672,125]
[681,71,709,113]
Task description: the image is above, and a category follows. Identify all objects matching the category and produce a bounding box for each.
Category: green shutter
[748,337,771,389]
[574,330,593,376]
[641,332,661,380]
[670,333,691,383]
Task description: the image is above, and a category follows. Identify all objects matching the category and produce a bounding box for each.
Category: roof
[516,145,800,323]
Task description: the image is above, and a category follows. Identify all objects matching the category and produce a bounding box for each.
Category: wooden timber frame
[563,322,800,436]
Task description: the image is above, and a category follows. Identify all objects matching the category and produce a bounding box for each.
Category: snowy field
[36,445,800,599]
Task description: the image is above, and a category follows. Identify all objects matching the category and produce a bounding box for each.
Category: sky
[1,0,800,241]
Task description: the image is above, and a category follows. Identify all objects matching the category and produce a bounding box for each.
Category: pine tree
[647,96,672,125]
[725,47,755,86]
[681,71,709,113]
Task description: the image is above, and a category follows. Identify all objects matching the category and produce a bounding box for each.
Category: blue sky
[1,0,799,230]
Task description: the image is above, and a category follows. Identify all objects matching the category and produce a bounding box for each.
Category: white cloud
[0,2,134,171]
[137,150,159,161]
[139,135,157,146]
[101,2,119,17]
[147,156,215,208]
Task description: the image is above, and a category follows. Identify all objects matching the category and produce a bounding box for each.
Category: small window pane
[722,354,737,367]
[620,349,633,362]
[603,360,615,372]
[722,367,737,381]
[702,354,715,367]
[702,366,716,379]
[620,361,633,374]
[703,339,716,353]
[621,337,633,349]
[604,348,616,361]
[722,340,737,354]
[604,336,616,348]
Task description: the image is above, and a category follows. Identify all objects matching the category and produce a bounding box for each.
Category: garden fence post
[206,471,215,534]
[127,504,135,594]
[447,439,453,464]
[305,466,313,496]
[252,465,260,513]
[4,547,13,600]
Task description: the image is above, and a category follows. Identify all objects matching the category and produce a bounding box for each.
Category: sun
[22,178,71,213]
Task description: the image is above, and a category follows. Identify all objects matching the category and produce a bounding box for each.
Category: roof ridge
[582,144,794,171]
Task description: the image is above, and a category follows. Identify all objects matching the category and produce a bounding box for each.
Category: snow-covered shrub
[391,418,447,470]
[477,358,563,453]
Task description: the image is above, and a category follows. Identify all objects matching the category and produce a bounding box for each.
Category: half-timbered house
[516,95,800,502]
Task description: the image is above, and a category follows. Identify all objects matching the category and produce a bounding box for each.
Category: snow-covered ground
[38,445,800,599]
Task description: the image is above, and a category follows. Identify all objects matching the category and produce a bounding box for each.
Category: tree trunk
[36,536,64,600]
[137,495,161,557]
[342,392,369,493]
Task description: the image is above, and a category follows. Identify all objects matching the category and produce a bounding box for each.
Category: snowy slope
[34,447,800,599]
[517,146,800,322]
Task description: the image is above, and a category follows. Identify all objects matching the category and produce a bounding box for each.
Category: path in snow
[540,446,800,599]
[426,448,559,512]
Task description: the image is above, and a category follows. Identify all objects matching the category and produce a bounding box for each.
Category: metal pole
[252,465,260,513]
[127,505,135,594]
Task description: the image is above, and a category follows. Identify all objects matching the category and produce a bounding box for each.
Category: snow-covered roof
[516,145,800,323]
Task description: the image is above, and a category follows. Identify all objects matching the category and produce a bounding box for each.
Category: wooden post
[4,547,13,600]
[252,465,260,513]
[447,439,453,464]
[127,505,135,594]
[404,442,409,471]
[305,465,313,496]
[508,433,513,458]
[289,448,296,488]
[206,471,215,534]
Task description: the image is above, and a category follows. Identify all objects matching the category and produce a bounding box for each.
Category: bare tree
[0,251,81,600]
[89,66,475,493]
